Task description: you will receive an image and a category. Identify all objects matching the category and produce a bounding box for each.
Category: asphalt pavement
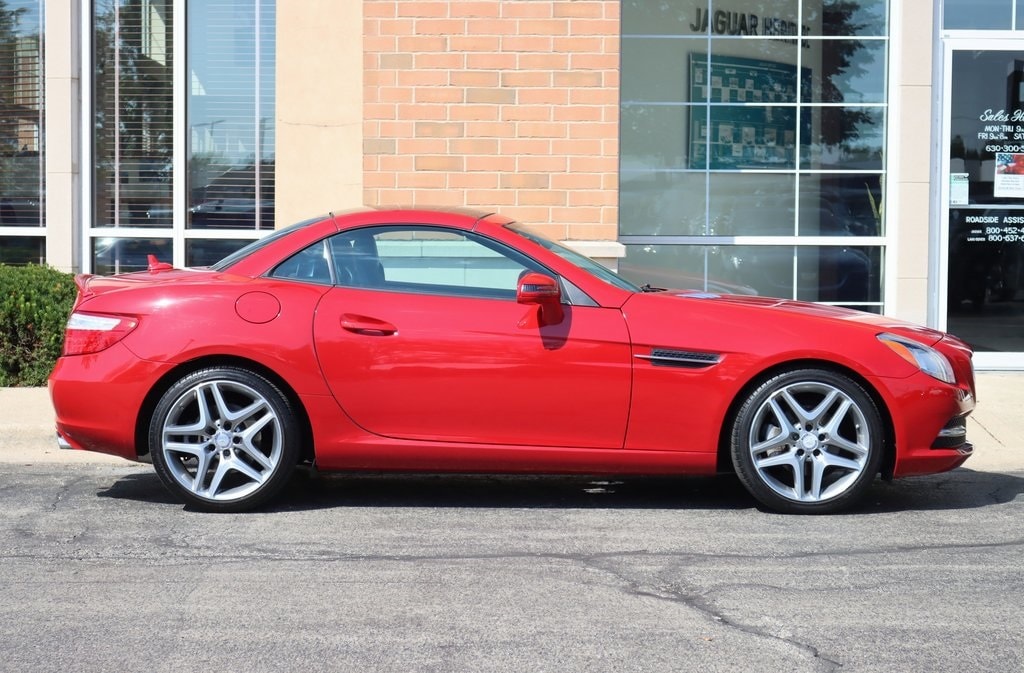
[2,373,1021,471]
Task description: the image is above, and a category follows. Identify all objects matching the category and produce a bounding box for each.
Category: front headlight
[877,333,956,383]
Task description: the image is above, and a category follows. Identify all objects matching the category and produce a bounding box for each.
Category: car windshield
[209,215,326,271]
[505,223,642,292]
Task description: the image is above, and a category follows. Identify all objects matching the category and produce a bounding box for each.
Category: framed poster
[689,54,811,170]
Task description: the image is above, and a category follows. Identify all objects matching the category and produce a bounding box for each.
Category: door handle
[340,313,397,336]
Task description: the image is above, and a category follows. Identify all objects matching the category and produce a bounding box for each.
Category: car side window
[269,240,333,285]
[328,226,545,300]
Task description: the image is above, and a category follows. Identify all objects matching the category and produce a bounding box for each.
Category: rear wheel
[730,368,884,514]
[149,367,300,512]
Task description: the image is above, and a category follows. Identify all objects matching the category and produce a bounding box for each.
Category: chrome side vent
[635,349,722,369]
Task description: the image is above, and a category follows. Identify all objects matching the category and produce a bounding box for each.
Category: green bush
[0,264,77,387]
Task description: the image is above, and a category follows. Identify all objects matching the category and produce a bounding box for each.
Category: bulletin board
[689,54,811,169]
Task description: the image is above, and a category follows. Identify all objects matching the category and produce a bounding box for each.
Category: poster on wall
[949,173,970,205]
[689,54,810,170]
[994,152,1024,197]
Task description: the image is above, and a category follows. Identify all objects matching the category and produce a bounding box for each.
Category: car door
[311,225,632,449]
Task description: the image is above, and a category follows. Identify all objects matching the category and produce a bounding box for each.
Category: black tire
[730,368,884,514]
[149,366,300,512]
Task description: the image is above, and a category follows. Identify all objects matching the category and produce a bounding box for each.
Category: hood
[664,290,947,346]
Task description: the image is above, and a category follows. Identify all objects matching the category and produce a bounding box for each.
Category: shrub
[0,264,77,387]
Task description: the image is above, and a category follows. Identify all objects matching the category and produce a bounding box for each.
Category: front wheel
[149,367,300,512]
[730,368,884,514]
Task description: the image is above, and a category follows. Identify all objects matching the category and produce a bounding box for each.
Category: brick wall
[363,0,620,243]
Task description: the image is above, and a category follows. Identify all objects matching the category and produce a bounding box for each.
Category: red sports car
[49,208,976,514]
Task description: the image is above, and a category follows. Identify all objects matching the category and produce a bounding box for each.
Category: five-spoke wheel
[149,367,300,512]
[730,368,883,514]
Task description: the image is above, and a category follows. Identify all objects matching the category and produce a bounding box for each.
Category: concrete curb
[2,375,1021,471]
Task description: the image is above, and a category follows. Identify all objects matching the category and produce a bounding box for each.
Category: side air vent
[635,349,722,369]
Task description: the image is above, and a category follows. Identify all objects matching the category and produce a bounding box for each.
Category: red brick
[467,155,516,172]
[397,35,448,52]
[500,71,551,87]
[553,2,604,19]
[448,172,501,189]
[399,70,449,87]
[500,36,552,52]
[500,173,550,189]
[553,71,603,87]
[448,104,501,121]
[450,35,502,51]
[519,190,567,206]
[415,155,465,171]
[467,189,517,206]
[449,138,500,155]
[519,19,570,36]
[518,53,569,70]
[500,138,552,155]
[450,2,501,18]
[396,171,448,189]
[501,2,553,19]
[416,52,466,69]
[396,1,448,18]
[517,155,567,172]
[517,122,566,138]
[518,88,568,105]
[465,121,517,137]
[416,19,466,34]
[450,70,500,87]
[552,105,603,121]
[397,137,448,154]
[397,103,449,120]
[501,106,552,122]
[466,52,518,69]
[415,121,465,138]
[415,87,465,104]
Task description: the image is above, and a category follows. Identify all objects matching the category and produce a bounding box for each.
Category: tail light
[62,312,139,356]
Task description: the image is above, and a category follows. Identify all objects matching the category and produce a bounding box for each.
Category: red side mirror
[517,272,563,325]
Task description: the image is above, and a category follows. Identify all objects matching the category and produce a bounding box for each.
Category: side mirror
[517,272,563,325]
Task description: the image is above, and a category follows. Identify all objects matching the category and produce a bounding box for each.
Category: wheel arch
[134,355,316,464]
[715,358,896,479]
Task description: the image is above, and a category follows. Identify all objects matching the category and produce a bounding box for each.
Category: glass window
[270,240,332,284]
[804,0,887,37]
[619,242,883,306]
[945,0,1012,30]
[0,0,44,232]
[620,104,693,170]
[185,238,252,267]
[799,173,883,236]
[709,173,796,236]
[800,106,885,170]
[92,237,172,275]
[619,171,707,236]
[0,236,44,264]
[188,0,275,231]
[801,39,886,104]
[91,0,274,273]
[94,0,174,228]
[328,227,541,300]
[619,0,888,306]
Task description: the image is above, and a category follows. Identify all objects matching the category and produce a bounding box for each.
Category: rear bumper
[49,343,172,461]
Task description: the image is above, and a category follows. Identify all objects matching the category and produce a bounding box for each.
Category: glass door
[940,42,1024,369]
